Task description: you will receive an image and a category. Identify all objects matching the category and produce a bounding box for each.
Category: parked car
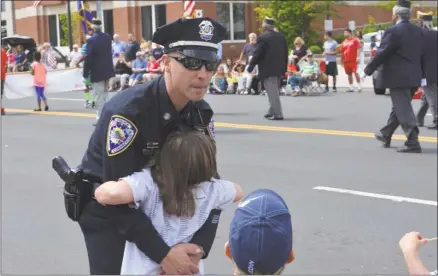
[362,30,384,54]
[2,35,69,68]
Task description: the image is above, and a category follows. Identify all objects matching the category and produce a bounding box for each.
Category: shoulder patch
[106,115,138,156]
[207,120,215,141]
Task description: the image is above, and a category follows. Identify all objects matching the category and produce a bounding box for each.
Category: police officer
[83,18,115,123]
[78,17,226,275]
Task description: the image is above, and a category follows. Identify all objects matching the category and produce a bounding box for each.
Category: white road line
[48,98,84,101]
[313,186,437,207]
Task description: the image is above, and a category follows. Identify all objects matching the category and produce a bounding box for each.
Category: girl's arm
[94,179,134,205]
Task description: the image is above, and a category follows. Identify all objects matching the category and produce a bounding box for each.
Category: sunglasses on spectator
[168,55,219,72]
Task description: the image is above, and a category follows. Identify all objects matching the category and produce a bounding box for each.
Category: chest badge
[163,113,171,120]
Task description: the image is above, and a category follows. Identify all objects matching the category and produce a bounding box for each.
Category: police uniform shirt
[81,75,215,182]
[119,168,236,275]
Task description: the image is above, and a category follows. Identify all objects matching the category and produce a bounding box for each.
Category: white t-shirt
[69,51,82,67]
[120,168,236,275]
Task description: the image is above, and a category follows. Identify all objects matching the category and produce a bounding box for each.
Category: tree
[59,12,81,47]
[254,0,341,49]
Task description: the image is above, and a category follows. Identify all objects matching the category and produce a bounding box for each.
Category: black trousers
[380,87,420,145]
[79,200,125,275]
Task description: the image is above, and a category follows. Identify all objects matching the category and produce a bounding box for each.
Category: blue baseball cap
[229,189,293,275]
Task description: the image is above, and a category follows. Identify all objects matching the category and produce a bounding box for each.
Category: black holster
[52,156,93,221]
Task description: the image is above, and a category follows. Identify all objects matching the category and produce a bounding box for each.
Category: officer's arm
[83,42,92,79]
[100,113,171,264]
[365,28,400,76]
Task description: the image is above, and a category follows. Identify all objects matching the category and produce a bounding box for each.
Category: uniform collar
[158,76,194,127]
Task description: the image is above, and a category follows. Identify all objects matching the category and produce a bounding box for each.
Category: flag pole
[66,0,73,51]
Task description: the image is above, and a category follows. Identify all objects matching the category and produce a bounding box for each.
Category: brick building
[1,0,436,59]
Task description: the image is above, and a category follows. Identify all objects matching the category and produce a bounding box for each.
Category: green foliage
[254,0,341,49]
[362,15,378,33]
[333,35,344,44]
[59,12,80,47]
[308,45,322,54]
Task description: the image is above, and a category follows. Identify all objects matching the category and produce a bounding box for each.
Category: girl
[31,51,49,111]
[95,131,243,275]
[234,63,245,94]
[210,65,228,94]
[7,47,16,72]
[242,56,258,95]
[142,55,161,83]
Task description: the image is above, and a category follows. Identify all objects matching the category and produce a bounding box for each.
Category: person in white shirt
[242,56,258,95]
[69,44,83,68]
[95,131,244,275]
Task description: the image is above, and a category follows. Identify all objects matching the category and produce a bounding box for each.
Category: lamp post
[66,0,73,51]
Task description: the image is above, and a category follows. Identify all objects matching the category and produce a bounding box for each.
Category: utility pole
[66,0,73,51]
[326,2,331,20]
[96,0,102,20]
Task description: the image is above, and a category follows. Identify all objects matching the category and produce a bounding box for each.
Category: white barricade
[4,68,85,99]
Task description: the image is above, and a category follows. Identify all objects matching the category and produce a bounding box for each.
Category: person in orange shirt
[1,46,7,115]
[31,51,49,111]
[340,28,362,92]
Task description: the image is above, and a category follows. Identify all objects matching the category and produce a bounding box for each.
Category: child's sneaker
[33,108,42,112]
[44,106,49,111]
[1,107,5,115]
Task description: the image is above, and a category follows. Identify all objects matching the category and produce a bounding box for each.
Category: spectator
[225,189,294,275]
[239,33,257,65]
[234,63,245,94]
[340,28,362,92]
[14,45,28,72]
[399,232,437,275]
[112,34,126,60]
[142,55,161,83]
[288,53,319,96]
[41,43,57,70]
[7,47,16,72]
[108,52,132,92]
[222,57,234,73]
[210,65,228,94]
[151,43,164,61]
[370,36,378,57]
[124,33,140,62]
[242,56,258,95]
[289,37,308,70]
[128,51,147,87]
[322,31,338,92]
[69,44,82,68]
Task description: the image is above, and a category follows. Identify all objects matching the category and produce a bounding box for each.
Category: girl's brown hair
[151,131,217,217]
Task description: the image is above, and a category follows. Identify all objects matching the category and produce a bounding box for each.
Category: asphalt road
[1,89,437,274]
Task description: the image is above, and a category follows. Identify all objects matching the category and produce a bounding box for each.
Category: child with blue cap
[225,189,295,275]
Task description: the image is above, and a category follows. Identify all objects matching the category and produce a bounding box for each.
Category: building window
[1,20,7,39]
[155,4,166,29]
[48,15,58,47]
[1,1,5,12]
[216,3,230,40]
[141,6,153,41]
[103,10,114,37]
[216,2,246,41]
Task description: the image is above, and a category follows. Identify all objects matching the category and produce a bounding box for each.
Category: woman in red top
[1,47,7,115]
[142,55,162,83]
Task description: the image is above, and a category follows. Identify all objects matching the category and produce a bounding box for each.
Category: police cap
[152,17,227,62]
[92,18,102,26]
[395,0,411,9]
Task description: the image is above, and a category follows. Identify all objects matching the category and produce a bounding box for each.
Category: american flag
[48,50,57,69]
[33,0,42,7]
[183,0,195,18]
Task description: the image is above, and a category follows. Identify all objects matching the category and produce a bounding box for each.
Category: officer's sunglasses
[168,55,219,72]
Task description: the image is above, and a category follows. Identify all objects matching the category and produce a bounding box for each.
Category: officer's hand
[161,243,202,275]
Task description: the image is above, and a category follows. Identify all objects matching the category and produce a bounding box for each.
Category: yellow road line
[5,108,437,143]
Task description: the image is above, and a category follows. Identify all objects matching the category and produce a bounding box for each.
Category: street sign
[324,20,333,31]
[349,20,356,31]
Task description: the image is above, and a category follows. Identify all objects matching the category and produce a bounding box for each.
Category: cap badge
[199,20,214,41]
[163,113,171,120]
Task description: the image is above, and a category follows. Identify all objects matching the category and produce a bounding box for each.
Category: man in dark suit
[417,15,437,130]
[364,0,424,153]
[83,18,115,124]
[248,17,288,120]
